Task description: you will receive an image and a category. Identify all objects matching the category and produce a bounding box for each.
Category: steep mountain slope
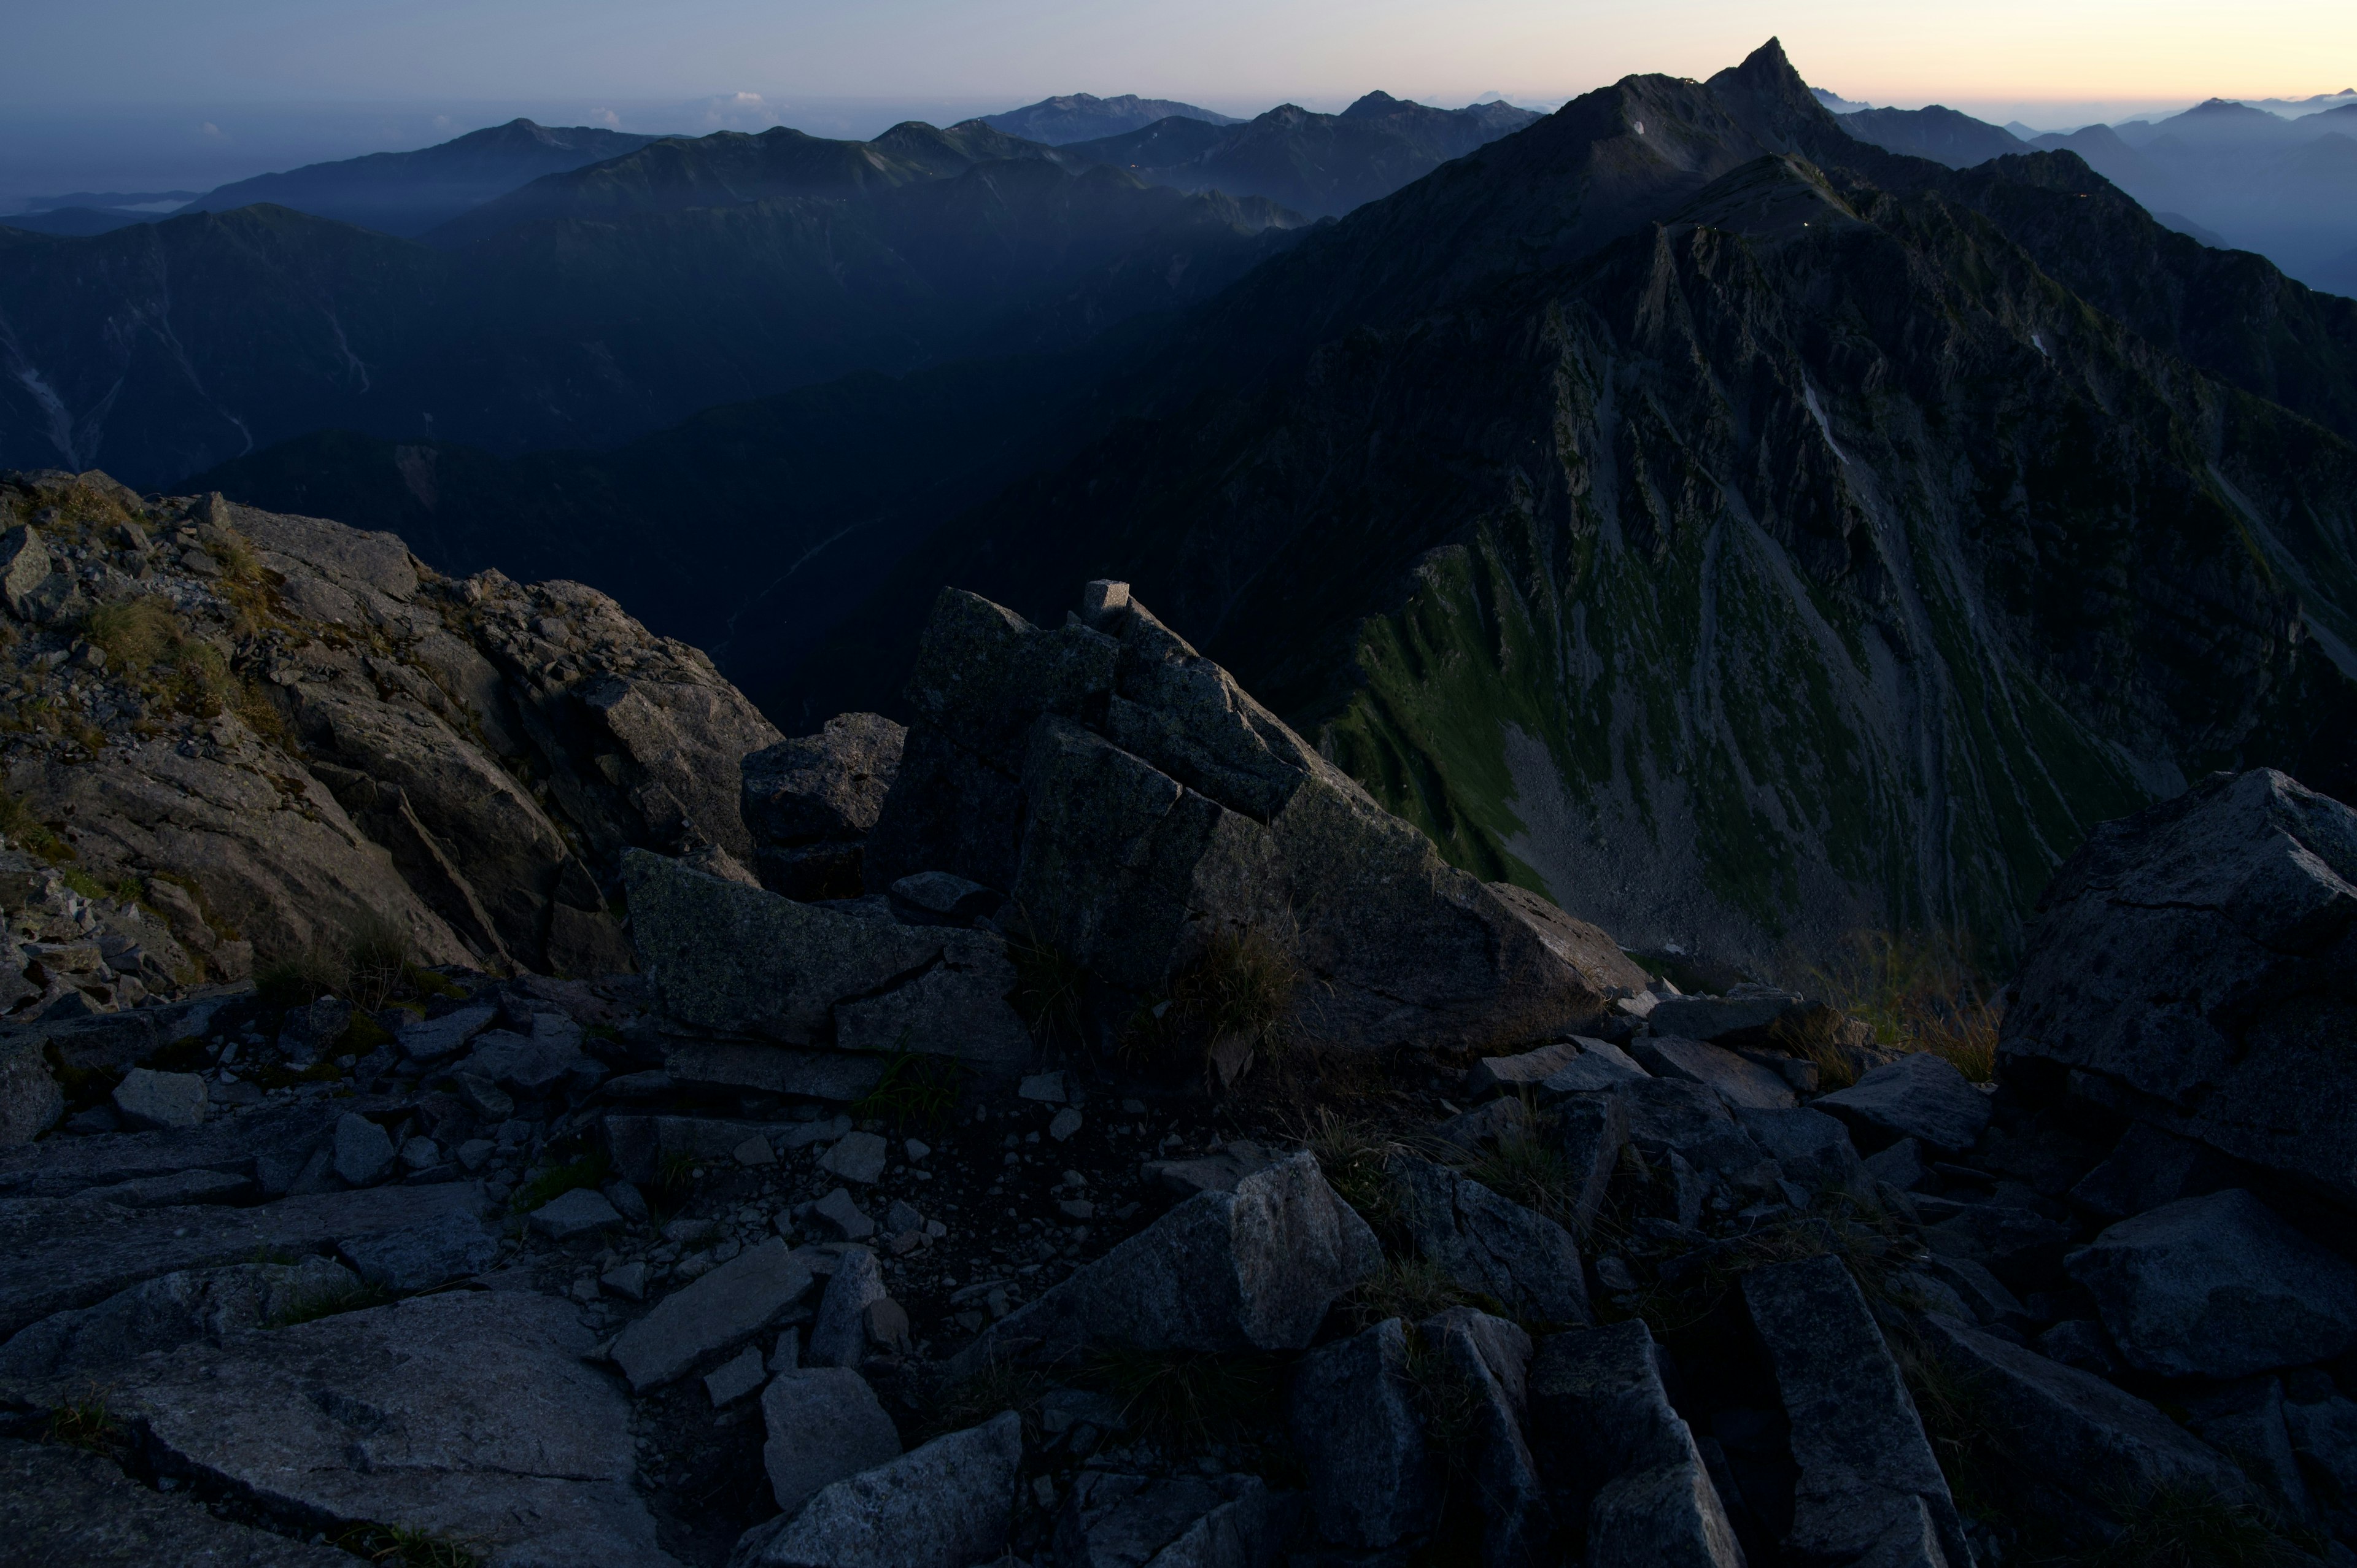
[1061,93,1542,217]
[795,41,2357,973]
[980,93,1240,144]
[1837,105,2022,168]
[0,153,1302,487]
[177,119,668,236]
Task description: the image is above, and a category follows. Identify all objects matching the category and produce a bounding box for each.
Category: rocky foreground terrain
[0,468,2353,1567]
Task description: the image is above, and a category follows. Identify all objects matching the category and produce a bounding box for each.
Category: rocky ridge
[0,522,2350,1567]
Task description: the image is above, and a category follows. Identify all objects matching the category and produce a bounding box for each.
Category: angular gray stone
[1419,1306,1546,1568]
[612,1236,814,1391]
[338,1207,500,1291]
[2035,1319,2122,1377]
[1743,1256,1971,1568]
[705,1345,770,1407]
[1620,1078,1776,1185]
[2185,1376,2313,1524]
[1924,1203,2080,1289]
[811,1186,875,1240]
[889,870,996,919]
[0,1257,358,1388]
[622,849,1032,1063]
[1862,1137,1924,1190]
[112,1067,207,1130]
[463,1028,603,1098]
[808,1246,886,1367]
[761,1365,902,1514]
[397,1003,498,1060]
[1630,1035,1797,1111]
[1646,987,1803,1041]
[1921,1254,2029,1329]
[0,1039,62,1149]
[741,713,905,898]
[1288,1317,1441,1548]
[85,1168,256,1207]
[1539,1037,1651,1094]
[333,1112,394,1184]
[950,1152,1377,1372]
[819,1130,888,1185]
[1552,1090,1631,1236]
[114,1289,676,1568]
[1916,1311,2256,1518]
[1393,1155,1590,1326]
[730,1409,1021,1568]
[1468,1041,1584,1097]
[602,1113,781,1186]
[2067,1122,2242,1222]
[0,1180,486,1340]
[2065,1188,2357,1378]
[1055,1470,1281,1568]
[529,1188,624,1243]
[1814,1052,1988,1153]
[2283,1391,2357,1523]
[1999,769,2357,1207]
[1733,1106,1869,1202]
[1528,1319,1743,1568]
[0,1435,354,1567]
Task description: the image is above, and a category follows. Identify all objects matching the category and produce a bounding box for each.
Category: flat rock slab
[530,1188,624,1243]
[1541,1038,1650,1094]
[1629,1036,1796,1111]
[1815,1051,1989,1152]
[114,1290,676,1568]
[0,1100,351,1197]
[112,1068,209,1129]
[1055,1470,1280,1568]
[1467,1041,1583,1097]
[732,1411,1022,1568]
[2066,1188,2357,1378]
[398,1003,498,1060]
[665,1042,890,1102]
[763,1366,902,1515]
[0,1181,486,1339]
[613,1237,813,1391]
[1743,1254,1972,1568]
[0,1436,353,1567]
[338,1207,501,1291]
[0,1256,358,1391]
[1645,989,1803,1040]
[86,1167,257,1207]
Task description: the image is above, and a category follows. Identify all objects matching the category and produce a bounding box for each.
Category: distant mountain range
[0,123,1304,484]
[1058,93,1542,217]
[189,41,2357,974]
[176,118,671,236]
[1822,95,2357,290]
[978,93,1240,144]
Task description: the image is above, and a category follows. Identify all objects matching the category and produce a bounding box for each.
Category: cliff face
[799,45,2357,972]
[0,468,777,994]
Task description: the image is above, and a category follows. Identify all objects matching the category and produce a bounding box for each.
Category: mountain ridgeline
[978,93,1242,144]
[0,122,1307,487]
[789,41,2357,973]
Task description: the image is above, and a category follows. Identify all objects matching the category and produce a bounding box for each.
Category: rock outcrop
[867,582,1649,1052]
[0,469,776,984]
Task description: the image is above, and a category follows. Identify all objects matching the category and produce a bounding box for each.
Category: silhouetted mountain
[178,119,669,237]
[425,120,1065,247]
[1059,92,1542,217]
[15,190,194,213]
[788,39,2357,969]
[980,93,1240,144]
[0,207,160,238]
[0,147,1305,485]
[1837,104,2022,167]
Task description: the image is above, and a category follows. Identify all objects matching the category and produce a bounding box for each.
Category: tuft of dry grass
[1811,929,2002,1083]
[1346,1256,1477,1328]
[1123,925,1302,1081]
[1293,1107,1411,1239]
[1085,1346,1282,1448]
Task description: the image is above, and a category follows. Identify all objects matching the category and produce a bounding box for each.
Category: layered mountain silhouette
[0,125,1304,485]
[1836,104,2023,167]
[772,40,2357,968]
[980,93,1240,144]
[1058,93,1542,217]
[176,119,671,236]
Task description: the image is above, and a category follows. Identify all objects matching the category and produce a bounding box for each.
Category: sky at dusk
[7,0,2353,199]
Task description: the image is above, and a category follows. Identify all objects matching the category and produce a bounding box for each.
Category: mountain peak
[1342,91,1407,119]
